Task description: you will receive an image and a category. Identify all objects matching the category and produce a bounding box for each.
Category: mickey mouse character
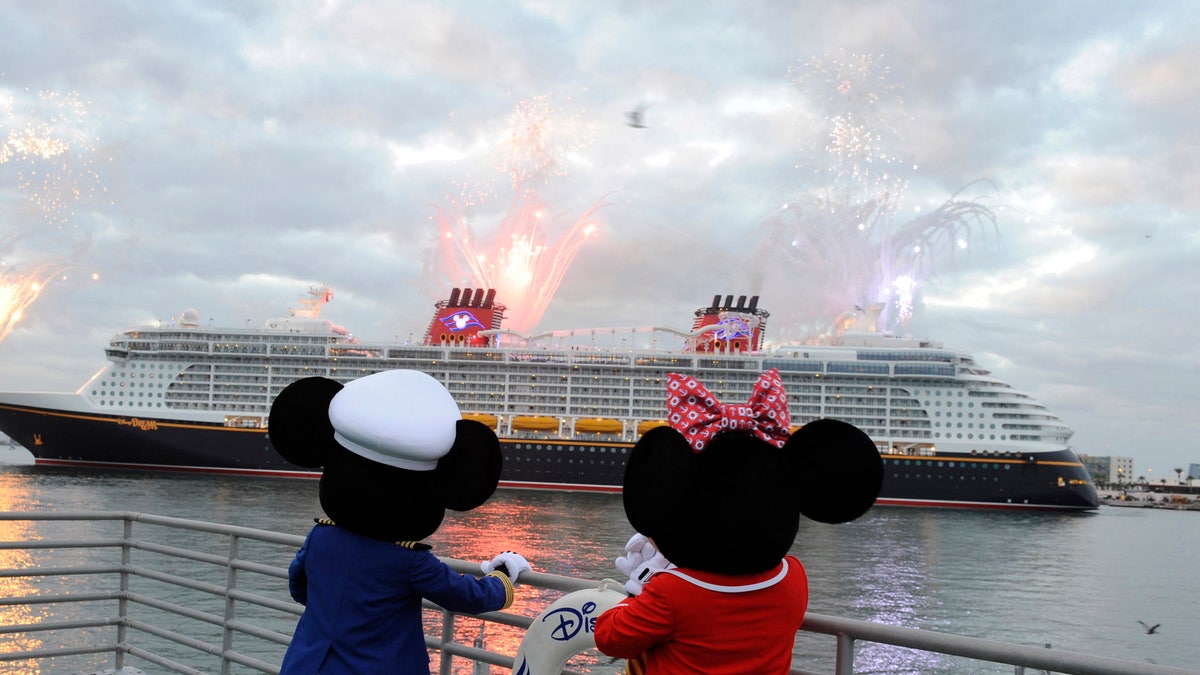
[594,369,883,674]
[268,369,531,675]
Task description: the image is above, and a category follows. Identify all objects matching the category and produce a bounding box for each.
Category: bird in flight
[1137,620,1160,634]
[626,103,650,128]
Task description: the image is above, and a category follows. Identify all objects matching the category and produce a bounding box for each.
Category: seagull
[626,103,650,128]
[1137,620,1161,634]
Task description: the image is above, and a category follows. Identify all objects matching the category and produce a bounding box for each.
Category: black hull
[0,402,1099,510]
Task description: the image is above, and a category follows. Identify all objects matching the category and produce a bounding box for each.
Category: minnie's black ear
[433,419,503,511]
[623,426,697,539]
[787,419,883,524]
[268,377,344,468]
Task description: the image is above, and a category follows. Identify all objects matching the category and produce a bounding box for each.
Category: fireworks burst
[497,94,594,194]
[756,53,998,340]
[1,85,110,347]
[433,192,607,333]
[430,96,607,333]
[1,87,108,228]
[789,52,907,202]
[0,266,58,344]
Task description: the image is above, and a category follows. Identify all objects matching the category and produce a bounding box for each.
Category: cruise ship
[0,286,1098,510]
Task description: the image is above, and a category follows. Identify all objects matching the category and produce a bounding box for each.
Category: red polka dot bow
[666,369,791,451]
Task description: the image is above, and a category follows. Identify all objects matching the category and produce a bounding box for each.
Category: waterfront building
[1079,455,1135,486]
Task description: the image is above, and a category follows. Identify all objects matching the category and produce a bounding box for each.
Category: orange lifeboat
[637,420,669,435]
[511,416,559,432]
[575,418,623,434]
[460,413,498,429]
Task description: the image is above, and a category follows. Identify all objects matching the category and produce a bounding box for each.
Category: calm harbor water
[0,454,1197,673]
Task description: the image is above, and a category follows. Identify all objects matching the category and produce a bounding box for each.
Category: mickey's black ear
[787,419,883,524]
[268,377,344,468]
[623,426,697,539]
[433,419,503,511]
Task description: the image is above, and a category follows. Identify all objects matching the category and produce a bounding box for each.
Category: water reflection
[0,474,44,672]
[3,468,1198,672]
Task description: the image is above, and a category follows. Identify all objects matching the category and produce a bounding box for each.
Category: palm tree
[1175,468,1184,484]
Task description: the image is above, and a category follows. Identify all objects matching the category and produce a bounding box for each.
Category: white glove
[481,551,531,585]
[615,533,674,596]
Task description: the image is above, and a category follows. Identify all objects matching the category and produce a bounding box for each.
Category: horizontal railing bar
[131,538,233,567]
[0,616,121,634]
[230,557,291,579]
[0,510,137,522]
[126,592,294,646]
[127,512,305,547]
[430,604,532,631]
[227,587,303,616]
[127,565,227,596]
[0,563,125,578]
[0,643,120,662]
[801,612,1197,675]
[125,617,226,658]
[0,538,126,550]
[217,647,282,673]
[0,590,121,607]
[125,591,228,629]
[122,643,204,675]
[223,618,293,646]
[0,510,306,547]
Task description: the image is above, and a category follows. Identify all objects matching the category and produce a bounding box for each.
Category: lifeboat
[511,416,559,432]
[575,418,623,434]
[637,420,668,435]
[461,413,498,429]
[789,424,803,435]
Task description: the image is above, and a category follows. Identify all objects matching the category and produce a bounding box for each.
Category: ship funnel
[724,294,734,308]
[449,288,461,305]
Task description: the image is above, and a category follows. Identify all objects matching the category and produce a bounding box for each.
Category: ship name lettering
[118,417,159,431]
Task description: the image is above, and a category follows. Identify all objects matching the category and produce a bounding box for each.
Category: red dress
[594,556,809,674]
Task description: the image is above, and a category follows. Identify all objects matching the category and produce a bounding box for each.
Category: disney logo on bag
[543,600,601,642]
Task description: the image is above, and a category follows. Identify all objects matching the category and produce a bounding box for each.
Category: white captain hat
[328,370,462,471]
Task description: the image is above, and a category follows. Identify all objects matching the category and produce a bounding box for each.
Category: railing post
[438,608,456,675]
[222,533,241,675]
[117,515,133,669]
[834,631,855,675]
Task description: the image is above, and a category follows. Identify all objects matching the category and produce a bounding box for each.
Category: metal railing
[0,511,1195,675]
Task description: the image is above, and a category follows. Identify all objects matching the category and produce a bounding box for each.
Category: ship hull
[0,401,1099,510]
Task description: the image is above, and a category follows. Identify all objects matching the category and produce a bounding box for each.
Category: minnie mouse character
[268,369,530,674]
[594,369,883,674]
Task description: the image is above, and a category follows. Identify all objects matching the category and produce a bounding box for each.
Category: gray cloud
[1,0,1198,476]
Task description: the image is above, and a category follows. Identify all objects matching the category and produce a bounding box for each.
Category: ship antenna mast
[290,284,334,319]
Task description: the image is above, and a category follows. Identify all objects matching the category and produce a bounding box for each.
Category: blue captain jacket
[280,521,513,674]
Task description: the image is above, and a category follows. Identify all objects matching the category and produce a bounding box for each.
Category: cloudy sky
[2,1,1197,479]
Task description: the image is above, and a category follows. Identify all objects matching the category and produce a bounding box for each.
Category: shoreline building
[1079,455,1136,486]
